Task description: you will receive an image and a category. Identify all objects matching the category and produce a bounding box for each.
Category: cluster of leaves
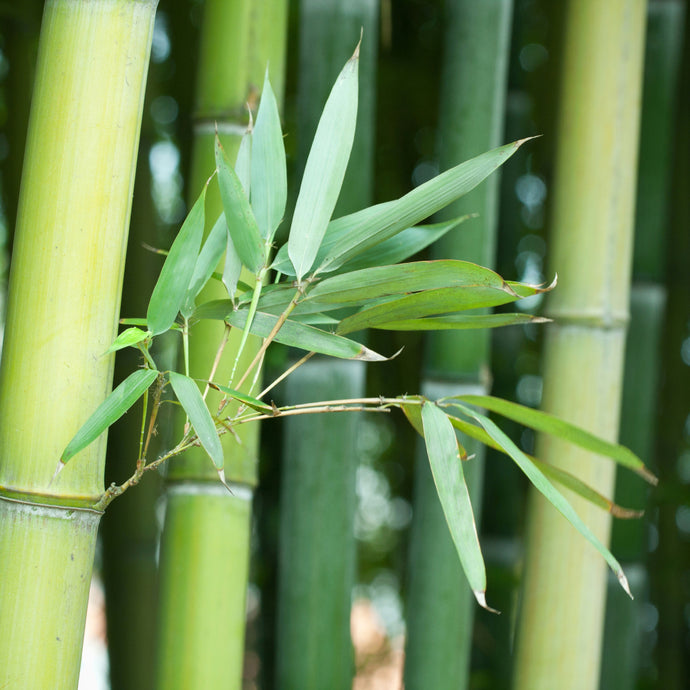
[57,43,655,608]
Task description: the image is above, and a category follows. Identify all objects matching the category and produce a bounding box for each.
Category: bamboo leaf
[312,138,531,274]
[334,216,474,272]
[457,394,657,484]
[235,125,252,193]
[365,312,551,331]
[105,327,151,354]
[168,371,223,470]
[307,260,510,304]
[252,71,287,240]
[222,233,242,301]
[335,284,529,335]
[215,134,264,273]
[181,213,228,318]
[61,368,158,464]
[451,402,633,597]
[288,43,360,280]
[421,401,494,611]
[207,382,272,413]
[224,309,389,361]
[147,186,207,335]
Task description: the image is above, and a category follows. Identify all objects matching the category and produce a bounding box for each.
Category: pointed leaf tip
[618,570,633,599]
[474,590,501,614]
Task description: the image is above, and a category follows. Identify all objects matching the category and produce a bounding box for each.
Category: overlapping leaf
[168,371,223,469]
[251,72,287,241]
[421,401,494,611]
[215,135,264,273]
[287,43,359,280]
[147,187,206,335]
[224,310,388,361]
[61,368,159,464]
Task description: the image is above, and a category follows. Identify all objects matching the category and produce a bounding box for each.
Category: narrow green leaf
[181,213,228,318]
[61,368,158,463]
[315,138,531,274]
[119,317,149,327]
[222,233,242,301]
[147,186,207,335]
[207,382,272,413]
[457,394,657,484]
[308,260,510,304]
[336,284,527,335]
[451,402,633,597]
[288,43,360,280]
[215,134,264,273]
[365,312,551,331]
[168,371,223,470]
[252,72,287,241]
[421,402,493,611]
[333,216,474,272]
[105,327,151,354]
[235,126,252,193]
[224,309,388,361]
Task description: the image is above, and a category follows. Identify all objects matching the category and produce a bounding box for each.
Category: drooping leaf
[181,213,228,318]
[288,42,360,280]
[105,327,151,354]
[457,394,656,484]
[61,368,159,464]
[251,72,287,241]
[168,371,223,470]
[421,401,494,611]
[215,134,264,273]
[224,310,388,361]
[147,186,207,335]
[451,401,633,597]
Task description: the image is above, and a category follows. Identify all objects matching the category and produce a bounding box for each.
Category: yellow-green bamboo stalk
[155,2,288,687]
[403,2,512,688]
[275,3,378,688]
[513,1,647,687]
[600,4,683,687]
[0,1,156,687]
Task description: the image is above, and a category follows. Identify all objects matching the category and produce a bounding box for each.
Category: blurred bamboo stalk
[0,1,156,686]
[403,2,512,688]
[275,2,378,688]
[154,2,288,688]
[600,3,684,687]
[513,1,647,687]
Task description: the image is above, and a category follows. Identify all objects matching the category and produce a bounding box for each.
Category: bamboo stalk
[403,2,512,687]
[0,0,156,686]
[274,3,378,688]
[154,2,288,687]
[513,1,647,687]
[600,4,683,686]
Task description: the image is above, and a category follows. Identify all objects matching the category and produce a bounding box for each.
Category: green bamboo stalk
[600,4,684,686]
[154,2,288,687]
[403,2,512,688]
[0,1,156,687]
[513,1,647,687]
[275,3,378,688]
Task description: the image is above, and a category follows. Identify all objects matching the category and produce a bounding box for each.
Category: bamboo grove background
[0,0,689,688]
